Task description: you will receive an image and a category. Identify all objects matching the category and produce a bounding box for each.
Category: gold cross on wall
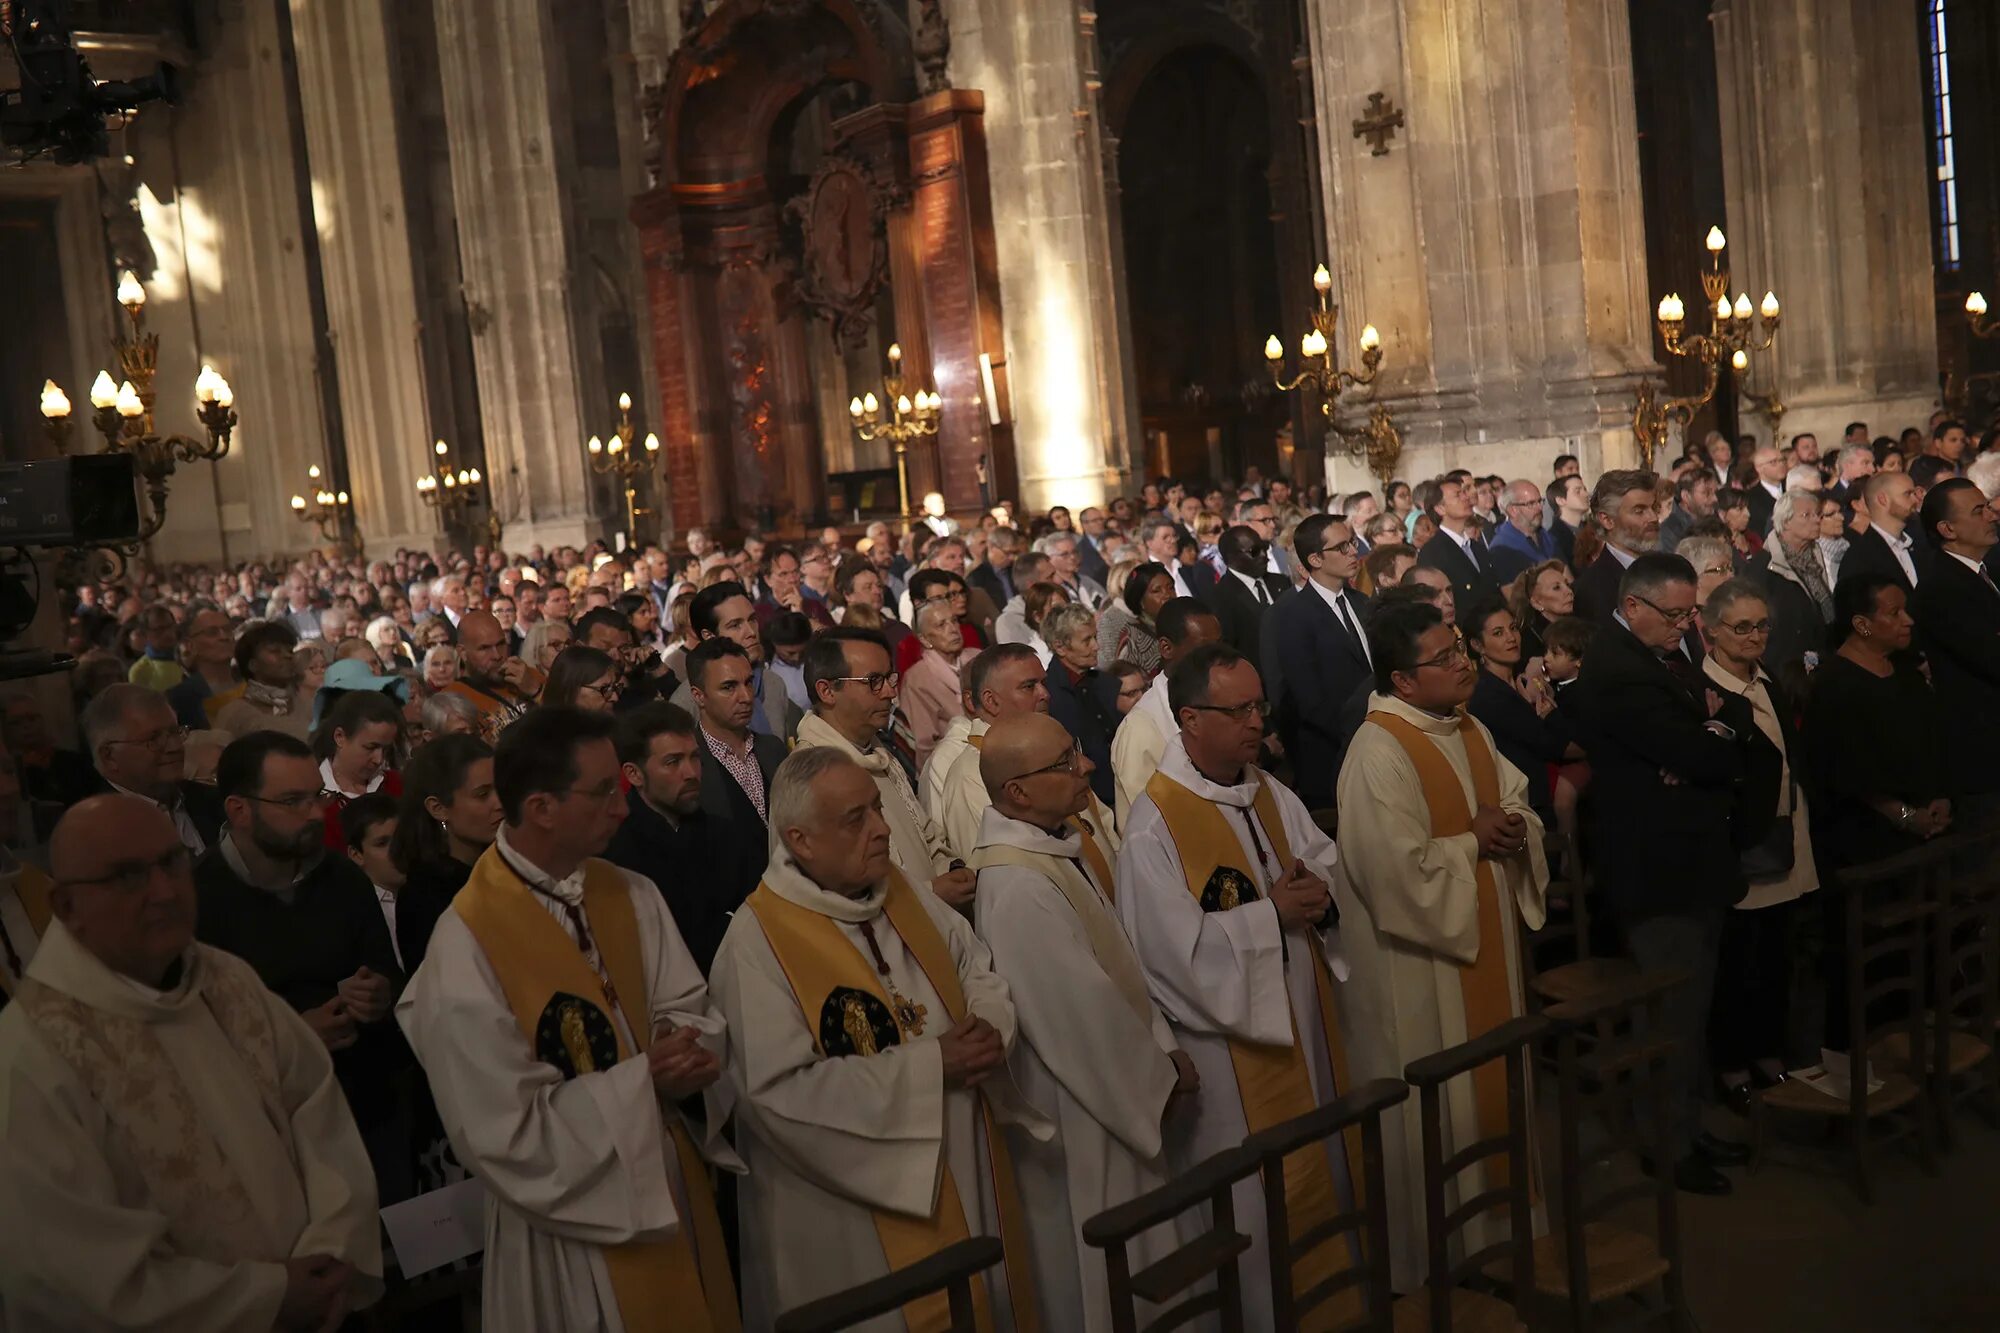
[1352,91,1406,157]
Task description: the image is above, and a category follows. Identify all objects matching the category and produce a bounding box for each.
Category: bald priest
[0,795,381,1331]
[712,746,1054,1332]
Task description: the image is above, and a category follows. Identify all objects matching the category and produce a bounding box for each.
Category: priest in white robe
[711,746,1054,1332]
[921,712,978,822]
[794,626,975,909]
[935,643,1120,864]
[1110,598,1221,829]
[1117,644,1354,1332]
[971,714,1196,1332]
[398,708,741,1333]
[1334,601,1547,1290]
[0,795,381,1331]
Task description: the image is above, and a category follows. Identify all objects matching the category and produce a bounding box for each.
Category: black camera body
[1,0,178,163]
[0,454,142,681]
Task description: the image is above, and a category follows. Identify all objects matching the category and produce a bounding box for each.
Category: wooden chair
[1245,1077,1410,1332]
[1530,971,1691,1333]
[1924,827,2000,1149]
[773,1236,1003,1333]
[1751,838,1941,1202]
[1083,1141,1263,1333]
[1522,831,1635,1012]
[1396,1015,1549,1333]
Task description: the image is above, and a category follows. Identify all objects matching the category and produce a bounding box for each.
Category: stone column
[944,0,1129,512]
[1304,0,1656,488]
[1711,0,1940,447]
[127,0,330,565]
[432,0,596,550]
[290,0,439,554]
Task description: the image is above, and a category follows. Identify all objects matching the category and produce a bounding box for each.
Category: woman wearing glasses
[1700,578,1818,1113]
[538,647,622,713]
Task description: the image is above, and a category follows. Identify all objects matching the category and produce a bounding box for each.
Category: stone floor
[1676,1114,2000,1332]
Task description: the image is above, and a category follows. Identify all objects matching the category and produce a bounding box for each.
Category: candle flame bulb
[1705,226,1726,253]
[337,491,349,505]
[195,364,224,402]
[90,370,118,409]
[1731,349,1748,371]
[467,468,480,484]
[1715,295,1732,321]
[1359,324,1381,353]
[435,439,449,456]
[587,435,602,455]
[307,464,321,480]
[1966,291,1987,317]
[608,434,623,454]
[887,343,903,364]
[39,380,70,419]
[214,377,233,408]
[114,380,143,417]
[1312,264,1332,293]
[1733,293,1752,321]
[1300,329,1328,360]
[292,494,307,511]
[848,396,864,419]
[896,395,913,416]
[643,433,659,453]
[617,392,631,413]
[116,269,146,307]
[1761,292,1780,320]
[442,472,455,488]
[1263,334,1283,362]
[863,392,879,414]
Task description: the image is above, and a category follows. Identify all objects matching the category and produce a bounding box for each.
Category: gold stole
[1144,769,1359,1332]
[1363,708,1519,1192]
[969,840,1153,1029]
[745,869,1041,1333]
[0,866,53,997]
[453,849,739,1333]
[967,729,1115,898]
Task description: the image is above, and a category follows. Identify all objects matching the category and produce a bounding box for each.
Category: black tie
[1255,581,1271,607]
[1334,593,1369,663]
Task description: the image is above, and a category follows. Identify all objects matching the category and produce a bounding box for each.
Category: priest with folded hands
[971,712,1197,1332]
[711,745,1053,1332]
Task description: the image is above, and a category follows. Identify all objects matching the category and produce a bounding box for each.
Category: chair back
[1520,830,1593,999]
[1082,1141,1263,1333]
[1402,1014,1549,1329]
[773,1236,1003,1333]
[1244,1077,1410,1332]
[1836,838,1943,1124]
[1544,970,1688,1329]
[1936,828,2000,1086]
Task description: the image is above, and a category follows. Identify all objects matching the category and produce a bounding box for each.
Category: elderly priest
[1334,600,1548,1289]
[398,707,741,1333]
[971,713,1197,1332]
[1117,643,1355,1332]
[0,795,381,1330]
[712,746,1052,1332]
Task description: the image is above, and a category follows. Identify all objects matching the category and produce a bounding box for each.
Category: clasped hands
[302,966,392,1052]
[649,1022,723,1099]
[1470,805,1530,861]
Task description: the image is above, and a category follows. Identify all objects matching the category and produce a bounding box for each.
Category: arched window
[1921,0,1961,271]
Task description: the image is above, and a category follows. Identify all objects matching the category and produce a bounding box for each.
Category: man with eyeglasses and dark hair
[195,730,413,1198]
[792,626,974,908]
[1565,551,1762,1198]
[1332,597,1549,1287]
[1110,595,1224,828]
[398,706,742,1332]
[1115,641,1346,1332]
[81,683,223,855]
[1266,512,1373,810]
[0,793,383,1329]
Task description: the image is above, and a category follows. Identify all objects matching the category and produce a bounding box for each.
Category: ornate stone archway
[633,0,1014,536]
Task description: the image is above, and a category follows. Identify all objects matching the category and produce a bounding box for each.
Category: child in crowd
[343,793,406,971]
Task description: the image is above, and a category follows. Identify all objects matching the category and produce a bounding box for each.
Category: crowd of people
[1,412,1996,1330]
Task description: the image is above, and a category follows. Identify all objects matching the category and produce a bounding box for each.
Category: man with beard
[194,732,412,1200]
[442,610,542,743]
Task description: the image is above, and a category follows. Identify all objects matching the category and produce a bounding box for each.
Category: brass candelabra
[291,464,353,545]
[585,393,659,544]
[1731,348,1787,446]
[1966,291,1997,340]
[1634,226,1781,471]
[849,342,941,531]
[1263,264,1402,488]
[418,437,487,526]
[37,269,238,549]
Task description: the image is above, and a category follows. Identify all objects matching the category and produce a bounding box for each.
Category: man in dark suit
[606,690,762,975]
[1074,506,1114,585]
[81,683,225,855]
[1565,553,1761,1196]
[968,527,1019,610]
[1265,512,1375,811]
[1208,524,1290,676]
[1911,479,2000,827]
[1839,471,1925,596]
[1415,474,1499,611]
[1744,444,1788,535]
[1574,469,1663,623]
